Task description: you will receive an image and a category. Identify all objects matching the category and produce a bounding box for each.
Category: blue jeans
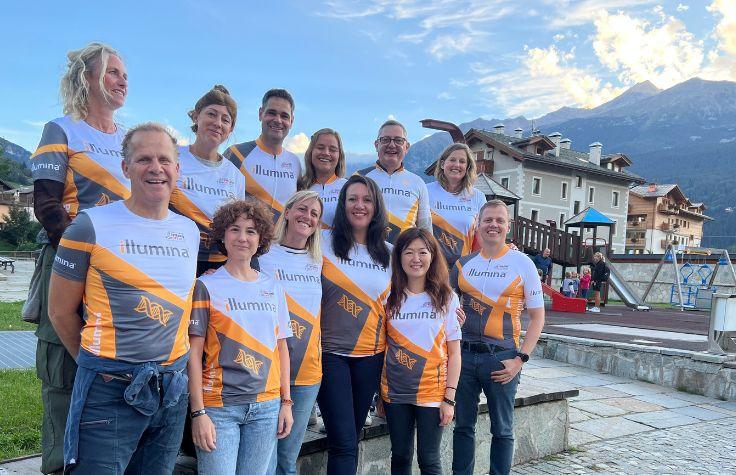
[317,352,384,475]
[70,373,187,474]
[196,398,280,475]
[269,382,321,475]
[384,402,444,475]
[452,348,520,475]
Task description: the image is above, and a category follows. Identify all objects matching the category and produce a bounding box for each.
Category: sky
[1,0,735,158]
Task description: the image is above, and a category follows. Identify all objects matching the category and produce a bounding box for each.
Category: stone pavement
[0,259,33,303]
[0,331,36,369]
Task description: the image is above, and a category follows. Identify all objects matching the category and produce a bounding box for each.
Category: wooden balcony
[657,203,679,215]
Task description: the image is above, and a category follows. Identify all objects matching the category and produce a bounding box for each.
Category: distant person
[427,143,486,269]
[571,271,580,297]
[297,128,348,228]
[169,85,244,275]
[48,123,199,473]
[224,89,301,223]
[29,42,129,475]
[356,120,430,243]
[532,248,552,283]
[579,267,591,299]
[451,200,545,475]
[589,252,610,313]
[562,271,573,297]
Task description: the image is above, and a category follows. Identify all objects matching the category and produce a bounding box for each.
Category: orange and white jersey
[320,230,392,356]
[451,246,544,349]
[169,146,245,263]
[381,291,461,406]
[310,175,347,228]
[30,115,130,219]
[427,182,486,269]
[355,163,430,243]
[254,243,322,386]
[52,200,199,364]
[189,267,292,407]
[224,139,301,223]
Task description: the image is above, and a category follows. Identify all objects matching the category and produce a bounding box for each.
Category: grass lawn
[0,301,35,331]
[0,369,41,461]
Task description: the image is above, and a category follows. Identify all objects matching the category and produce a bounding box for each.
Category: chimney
[560,138,571,150]
[532,129,541,136]
[514,127,523,139]
[493,123,505,135]
[589,142,602,166]
[548,132,562,157]
[647,183,657,193]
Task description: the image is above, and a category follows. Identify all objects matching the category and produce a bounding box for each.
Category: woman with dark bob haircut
[317,174,392,474]
[187,199,294,475]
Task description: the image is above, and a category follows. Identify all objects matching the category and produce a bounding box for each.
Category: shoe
[308,405,318,427]
[364,411,373,427]
[589,307,600,313]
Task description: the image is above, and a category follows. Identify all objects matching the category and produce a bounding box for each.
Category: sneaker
[308,405,318,427]
[364,411,373,427]
[589,306,600,313]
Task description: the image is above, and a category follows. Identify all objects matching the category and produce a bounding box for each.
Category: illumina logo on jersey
[252,164,295,179]
[224,297,276,313]
[83,141,124,159]
[119,240,190,258]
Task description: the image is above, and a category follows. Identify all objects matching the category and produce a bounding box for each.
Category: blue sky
[1,1,734,158]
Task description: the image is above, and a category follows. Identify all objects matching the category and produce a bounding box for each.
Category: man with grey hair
[48,123,199,474]
[451,199,545,475]
[356,119,430,243]
[532,248,553,283]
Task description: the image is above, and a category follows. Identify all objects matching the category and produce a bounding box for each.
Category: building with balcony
[626,183,712,254]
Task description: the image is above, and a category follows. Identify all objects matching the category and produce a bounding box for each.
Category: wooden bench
[0,257,14,273]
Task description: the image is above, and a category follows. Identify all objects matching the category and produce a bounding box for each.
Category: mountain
[403,78,736,250]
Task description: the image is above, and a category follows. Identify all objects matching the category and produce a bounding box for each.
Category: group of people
[30,42,546,475]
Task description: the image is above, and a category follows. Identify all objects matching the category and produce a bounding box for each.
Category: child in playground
[579,268,591,299]
[571,271,580,297]
[562,272,574,297]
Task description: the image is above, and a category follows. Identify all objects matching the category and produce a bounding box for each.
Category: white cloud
[553,33,565,41]
[437,92,454,100]
[387,114,396,120]
[165,125,190,147]
[428,34,477,60]
[284,133,310,154]
[676,3,689,12]
[22,120,46,129]
[702,0,736,80]
[545,0,658,28]
[592,10,704,88]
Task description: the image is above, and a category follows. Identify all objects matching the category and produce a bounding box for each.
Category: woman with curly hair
[187,199,294,475]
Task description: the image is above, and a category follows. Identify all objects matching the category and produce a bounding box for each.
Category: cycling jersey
[450,246,543,349]
[320,230,392,356]
[52,201,199,364]
[224,139,301,223]
[381,291,461,406]
[355,163,430,243]
[189,267,292,407]
[30,115,130,219]
[254,243,322,386]
[310,175,347,228]
[426,182,486,269]
[169,146,245,263]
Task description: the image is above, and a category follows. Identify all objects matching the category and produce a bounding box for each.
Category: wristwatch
[517,351,530,363]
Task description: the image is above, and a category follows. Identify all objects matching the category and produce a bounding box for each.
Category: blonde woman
[589,252,610,313]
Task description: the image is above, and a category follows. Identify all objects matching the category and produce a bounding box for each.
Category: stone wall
[296,399,570,474]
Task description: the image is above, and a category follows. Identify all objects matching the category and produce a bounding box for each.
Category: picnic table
[0,256,15,273]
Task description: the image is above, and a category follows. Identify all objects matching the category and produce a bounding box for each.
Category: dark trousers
[317,352,384,475]
[384,402,444,475]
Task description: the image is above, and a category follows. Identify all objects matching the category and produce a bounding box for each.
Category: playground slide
[541,283,587,313]
[607,262,650,311]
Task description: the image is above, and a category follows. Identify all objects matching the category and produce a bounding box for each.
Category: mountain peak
[626,80,661,95]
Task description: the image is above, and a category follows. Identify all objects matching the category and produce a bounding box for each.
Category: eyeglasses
[377,136,407,146]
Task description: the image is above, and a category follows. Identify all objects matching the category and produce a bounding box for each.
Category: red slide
[541,283,588,313]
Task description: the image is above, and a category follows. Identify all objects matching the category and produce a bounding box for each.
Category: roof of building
[629,183,681,198]
[476,173,521,202]
[564,207,616,226]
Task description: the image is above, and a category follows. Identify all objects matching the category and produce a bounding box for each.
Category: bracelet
[281,398,294,407]
[442,397,456,407]
[445,386,456,391]
[190,409,207,419]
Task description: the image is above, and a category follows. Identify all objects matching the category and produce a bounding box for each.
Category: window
[500,177,509,188]
[612,190,620,208]
[574,200,581,215]
[474,150,484,162]
[532,177,541,196]
[561,182,568,200]
[559,213,566,227]
[588,186,595,203]
[575,175,582,188]
[531,209,539,222]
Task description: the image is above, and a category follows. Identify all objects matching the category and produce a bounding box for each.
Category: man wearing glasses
[356,119,431,243]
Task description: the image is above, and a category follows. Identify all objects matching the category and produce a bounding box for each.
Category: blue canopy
[564,207,615,226]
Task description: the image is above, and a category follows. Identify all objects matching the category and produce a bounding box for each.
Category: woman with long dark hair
[380,228,462,474]
[318,174,392,474]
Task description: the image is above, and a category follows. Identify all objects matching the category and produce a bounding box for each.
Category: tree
[0,205,41,247]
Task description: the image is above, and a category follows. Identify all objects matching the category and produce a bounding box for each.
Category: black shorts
[592,281,604,291]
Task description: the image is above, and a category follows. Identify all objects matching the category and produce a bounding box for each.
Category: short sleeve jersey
[381,291,461,406]
[30,115,130,219]
[189,267,292,407]
[52,201,199,364]
[320,231,392,356]
[450,246,544,349]
[169,146,246,263]
[254,244,322,386]
[355,163,430,243]
[224,139,302,223]
[310,175,348,228]
[427,182,486,269]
